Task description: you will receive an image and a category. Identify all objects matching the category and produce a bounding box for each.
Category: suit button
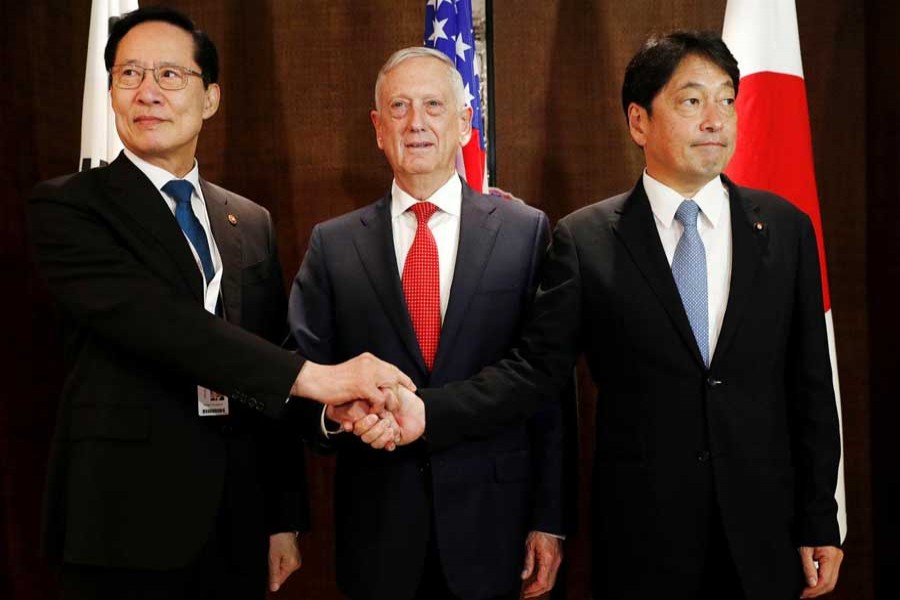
[706,377,723,387]
[697,451,711,462]
[221,424,233,434]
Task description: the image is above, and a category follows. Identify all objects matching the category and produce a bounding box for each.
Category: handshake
[290,352,425,450]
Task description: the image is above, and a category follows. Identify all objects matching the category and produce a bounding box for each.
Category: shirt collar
[390,174,462,219]
[123,148,201,197]
[642,170,728,229]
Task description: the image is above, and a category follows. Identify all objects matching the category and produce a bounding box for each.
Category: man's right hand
[290,352,415,409]
[392,386,425,445]
[351,386,425,449]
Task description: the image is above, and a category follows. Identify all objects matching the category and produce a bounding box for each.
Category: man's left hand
[521,531,563,598]
[268,532,302,593]
[799,545,843,598]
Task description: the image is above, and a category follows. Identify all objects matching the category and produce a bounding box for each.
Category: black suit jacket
[422,176,841,600]
[289,182,565,600]
[28,154,308,572]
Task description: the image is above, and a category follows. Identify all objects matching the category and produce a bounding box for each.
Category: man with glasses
[288,47,565,600]
[28,7,412,599]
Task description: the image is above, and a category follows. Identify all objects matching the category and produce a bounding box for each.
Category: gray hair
[374,46,467,112]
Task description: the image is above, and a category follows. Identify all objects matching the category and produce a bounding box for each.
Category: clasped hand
[326,385,425,451]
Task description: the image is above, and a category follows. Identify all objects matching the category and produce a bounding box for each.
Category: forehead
[663,54,733,92]
[380,57,452,98]
[116,21,196,66]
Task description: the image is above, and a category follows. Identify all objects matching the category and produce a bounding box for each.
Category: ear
[371,109,384,149]
[627,102,648,147]
[458,105,473,146]
[202,83,221,120]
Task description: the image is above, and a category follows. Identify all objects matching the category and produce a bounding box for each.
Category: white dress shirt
[390,175,462,321]
[643,171,733,360]
[123,149,223,315]
[321,174,463,437]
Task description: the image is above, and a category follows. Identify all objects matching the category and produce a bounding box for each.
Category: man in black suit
[288,47,565,600]
[28,7,412,599]
[383,31,844,600]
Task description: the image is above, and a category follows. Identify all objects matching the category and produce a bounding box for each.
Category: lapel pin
[753,221,765,232]
[227,214,238,226]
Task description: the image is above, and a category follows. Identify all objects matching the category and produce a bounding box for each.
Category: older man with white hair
[289,47,567,600]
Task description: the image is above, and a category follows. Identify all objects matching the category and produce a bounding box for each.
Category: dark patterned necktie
[163,179,214,283]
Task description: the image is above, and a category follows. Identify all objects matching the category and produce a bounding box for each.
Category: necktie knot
[675,199,701,229]
[162,179,195,205]
[409,201,439,225]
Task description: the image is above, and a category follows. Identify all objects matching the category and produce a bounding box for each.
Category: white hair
[374,46,467,112]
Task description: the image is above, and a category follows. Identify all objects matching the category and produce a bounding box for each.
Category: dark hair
[621,30,739,119]
[104,6,219,88]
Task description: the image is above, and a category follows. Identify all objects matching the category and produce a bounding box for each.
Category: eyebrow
[114,59,185,67]
[677,80,735,92]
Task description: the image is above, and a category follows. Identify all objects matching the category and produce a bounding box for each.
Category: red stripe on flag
[725,71,831,310]
[462,128,486,192]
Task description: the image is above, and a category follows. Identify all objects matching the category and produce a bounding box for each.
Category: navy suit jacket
[289,181,566,600]
[422,176,841,600]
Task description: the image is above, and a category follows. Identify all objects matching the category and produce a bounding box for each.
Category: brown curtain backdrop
[1,1,891,599]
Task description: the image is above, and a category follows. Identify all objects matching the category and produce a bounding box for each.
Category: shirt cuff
[320,405,344,438]
[533,530,566,541]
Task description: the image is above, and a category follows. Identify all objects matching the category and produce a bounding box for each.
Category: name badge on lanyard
[198,386,230,417]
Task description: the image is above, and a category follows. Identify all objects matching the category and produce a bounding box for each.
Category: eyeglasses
[110,64,204,91]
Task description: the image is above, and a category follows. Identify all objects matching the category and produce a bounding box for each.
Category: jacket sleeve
[27,177,304,420]
[787,211,841,547]
[287,224,353,451]
[524,212,571,536]
[422,217,582,452]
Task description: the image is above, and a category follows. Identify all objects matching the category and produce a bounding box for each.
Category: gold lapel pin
[227,214,238,226]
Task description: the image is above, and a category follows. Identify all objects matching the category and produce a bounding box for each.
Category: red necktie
[402,202,441,371]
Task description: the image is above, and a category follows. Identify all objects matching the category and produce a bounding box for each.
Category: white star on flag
[427,17,449,43]
[463,82,475,107]
[423,0,487,192]
[453,33,471,60]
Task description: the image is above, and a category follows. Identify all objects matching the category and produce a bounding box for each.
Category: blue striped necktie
[163,179,215,283]
[672,199,709,366]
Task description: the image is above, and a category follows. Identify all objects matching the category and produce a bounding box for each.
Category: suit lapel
[711,177,763,365]
[202,180,243,325]
[431,185,500,375]
[354,195,427,374]
[106,154,204,302]
[612,179,706,367]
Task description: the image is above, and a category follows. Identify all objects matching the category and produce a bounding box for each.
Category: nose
[407,102,426,132]
[700,103,723,132]
[134,72,164,104]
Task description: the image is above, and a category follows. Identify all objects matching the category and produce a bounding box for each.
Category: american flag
[424,0,487,192]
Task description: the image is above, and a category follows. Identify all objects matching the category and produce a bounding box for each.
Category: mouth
[133,116,166,127]
[405,140,435,150]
